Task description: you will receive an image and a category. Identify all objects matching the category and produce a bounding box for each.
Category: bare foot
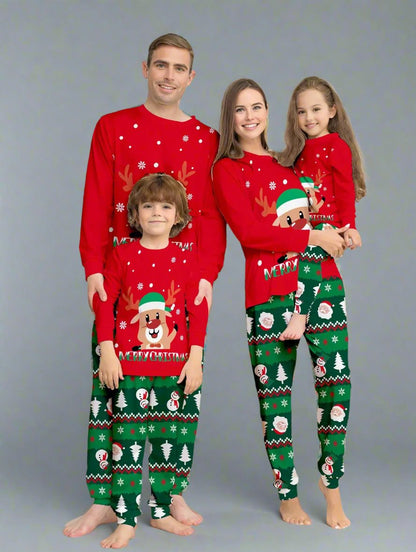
[170,494,203,526]
[319,478,351,529]
[63,504,117,537]
[150,515,194,536]
[279,313,306,341]
[279,497,311,525]
[101,525,135,549]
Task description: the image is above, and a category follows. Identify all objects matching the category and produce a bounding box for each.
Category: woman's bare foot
[279,497,311,525]
[279,313,306,341]
[319,478,351,529]
[150,515,194,536]
[63,504,117,537]
[101,525,135,549]
[170,494,203,526]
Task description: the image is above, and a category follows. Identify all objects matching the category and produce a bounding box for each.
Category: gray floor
[3,440,414,552]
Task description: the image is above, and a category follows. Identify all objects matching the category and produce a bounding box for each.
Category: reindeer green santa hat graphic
[276,188,309,217]
[138,292,171,314]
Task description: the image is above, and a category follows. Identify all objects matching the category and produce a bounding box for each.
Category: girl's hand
[344,228,362,250]
[98,341,124,390]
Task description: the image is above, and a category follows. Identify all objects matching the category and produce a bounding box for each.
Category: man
[64,33,226,538]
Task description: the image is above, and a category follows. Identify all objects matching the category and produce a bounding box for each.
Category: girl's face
[233,88,268,146]
[296,88,336,139]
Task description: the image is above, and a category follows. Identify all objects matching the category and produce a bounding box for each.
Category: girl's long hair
[214,78,270,163]
[277,76,366,200]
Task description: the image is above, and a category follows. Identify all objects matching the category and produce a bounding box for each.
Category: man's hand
[87,273,107,311]
[194,278,212,310]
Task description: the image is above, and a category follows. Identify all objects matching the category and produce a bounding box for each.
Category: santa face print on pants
[246,267,351,497]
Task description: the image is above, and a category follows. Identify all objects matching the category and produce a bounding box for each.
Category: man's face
[142,46,195,107]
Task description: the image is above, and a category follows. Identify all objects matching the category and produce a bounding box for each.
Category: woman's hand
[309,226,348,258]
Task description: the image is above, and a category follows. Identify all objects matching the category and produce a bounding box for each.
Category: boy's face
[138,200,178,240]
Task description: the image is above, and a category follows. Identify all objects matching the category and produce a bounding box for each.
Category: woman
[212,79,351,529]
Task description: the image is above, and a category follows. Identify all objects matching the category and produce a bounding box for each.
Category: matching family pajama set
[213,149,352,499]
[93,242,208,524]
[79,105,226,505]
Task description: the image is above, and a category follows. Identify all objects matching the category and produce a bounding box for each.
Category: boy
[95,174,208,548]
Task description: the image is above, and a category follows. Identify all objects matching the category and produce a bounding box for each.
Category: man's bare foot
[279,497,311,525]
[101,525,135,549]
[279,313,306,341]
[319,478,351,529]
[150,515,194,536]
[170,494,203,526]
[63,504,117,538]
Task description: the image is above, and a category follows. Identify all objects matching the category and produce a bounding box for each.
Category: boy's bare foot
[150,515,194,536]
[319,478,351,529]
[279,497,311,525]
[101,525,135,549]
[279,313,306,341]
[170,494,203,526]
[63,504,117,537]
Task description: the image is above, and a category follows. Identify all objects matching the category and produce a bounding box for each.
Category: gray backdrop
[2,1,415,551]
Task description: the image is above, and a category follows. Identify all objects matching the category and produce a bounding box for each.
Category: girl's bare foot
[150,515,194,535]
[63,504,117,537]
[319,478,351,529]
[279,313,306,341]
[101,525,135,549]
[170,494,203,526]
[279,497,311,525]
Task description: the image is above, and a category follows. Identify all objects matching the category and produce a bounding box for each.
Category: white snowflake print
[116,203,125,213]
[187,193,193,201]
[137,282,144,290]
[209,127,215,133]
[182,135,189,142]
[245,180,251,188]
[137,161,146,169]
[119,321,127,330]
[269,181,276,190]
[171,257,176,263]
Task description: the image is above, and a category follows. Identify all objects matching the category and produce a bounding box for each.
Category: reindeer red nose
[292,218,308,230]
[147,318,161,329]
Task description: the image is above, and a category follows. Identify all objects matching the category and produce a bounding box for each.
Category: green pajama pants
[86,326,200,506]
[246,275,350,500]
[295,244,328,316]
[110,375,187,526]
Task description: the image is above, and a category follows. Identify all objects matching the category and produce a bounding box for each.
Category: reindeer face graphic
[128,291,178,350]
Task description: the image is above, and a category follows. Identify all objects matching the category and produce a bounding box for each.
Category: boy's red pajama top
[295,132,357,229]
[79,104,226,284]
[93,241,208,376]
[212,152,309,308]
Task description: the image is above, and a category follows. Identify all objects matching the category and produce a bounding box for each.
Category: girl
[278,76,366,340]
[212,79,350,528]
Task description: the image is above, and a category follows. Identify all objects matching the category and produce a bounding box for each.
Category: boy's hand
[177,346,203,395]
[344,228,362,250]
[98,341,124,390]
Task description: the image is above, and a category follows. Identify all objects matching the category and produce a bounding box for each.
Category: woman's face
[233,88,268,145]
